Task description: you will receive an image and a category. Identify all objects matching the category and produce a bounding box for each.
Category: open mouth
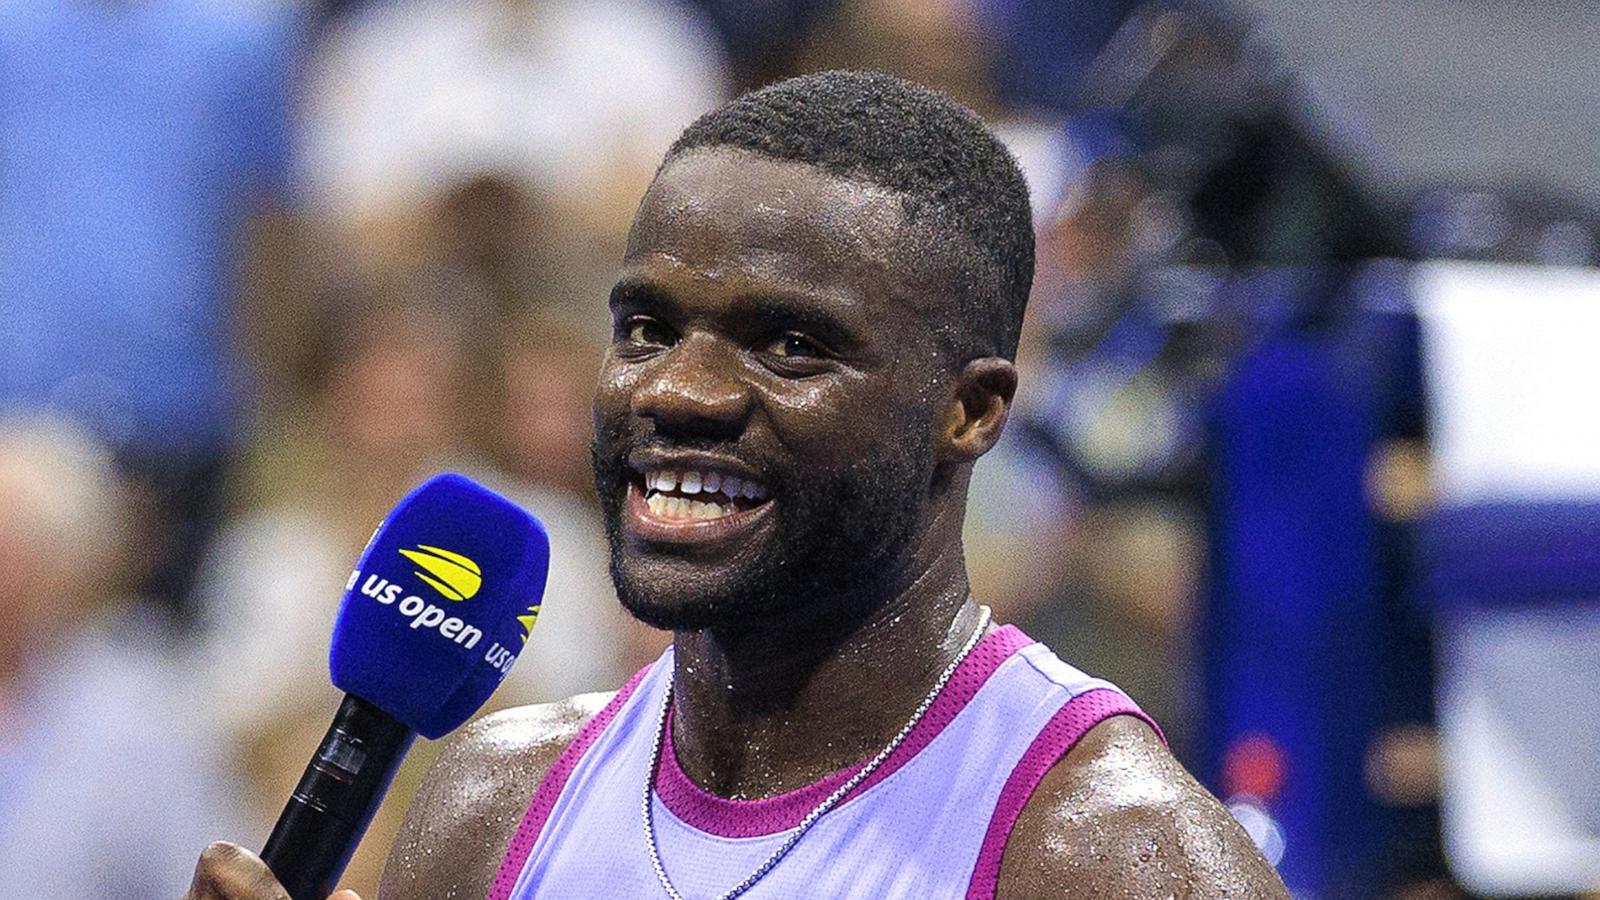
[623,461,776,545]
[636,467,770,521]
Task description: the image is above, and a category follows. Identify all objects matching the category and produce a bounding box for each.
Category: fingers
[183,841,365,900]
[184,842,290,900]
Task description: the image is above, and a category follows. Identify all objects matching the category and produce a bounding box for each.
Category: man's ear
[937,357,1018,463]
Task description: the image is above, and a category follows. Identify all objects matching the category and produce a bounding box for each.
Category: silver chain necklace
[641,605,993,900]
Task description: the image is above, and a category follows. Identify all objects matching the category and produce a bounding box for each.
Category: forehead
[624,149,912,304]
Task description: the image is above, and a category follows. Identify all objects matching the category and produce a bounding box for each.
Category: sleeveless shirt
[489,625,1160,899]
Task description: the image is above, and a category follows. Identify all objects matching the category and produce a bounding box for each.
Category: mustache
[594,429,765,469]
[591,429,782,498]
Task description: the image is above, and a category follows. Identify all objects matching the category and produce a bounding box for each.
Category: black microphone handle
[261,693,416,900]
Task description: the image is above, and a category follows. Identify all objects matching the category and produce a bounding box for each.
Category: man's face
[592,149,947,631]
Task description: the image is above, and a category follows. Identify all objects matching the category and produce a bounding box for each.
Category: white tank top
[490,624,1159,899]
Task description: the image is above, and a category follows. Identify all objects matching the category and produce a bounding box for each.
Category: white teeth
[647,491,730,520]
[642,467,767,503]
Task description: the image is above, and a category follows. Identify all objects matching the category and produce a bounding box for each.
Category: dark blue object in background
[1203,267,1425,896]
[976,0,1140,113]
[1421,502,1600,610]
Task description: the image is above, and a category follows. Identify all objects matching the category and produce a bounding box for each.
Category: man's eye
[624,318,674,347]
[762,332,825,359]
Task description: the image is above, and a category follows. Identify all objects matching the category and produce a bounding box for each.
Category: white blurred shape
[1414,261,1600,506]
[300,0,728,222]
[1439,608,1600,895]
[1226,798,1288,868]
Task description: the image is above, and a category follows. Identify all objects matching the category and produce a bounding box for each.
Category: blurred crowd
[3,0,1598,897]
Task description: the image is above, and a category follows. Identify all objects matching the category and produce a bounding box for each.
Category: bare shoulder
[377,691,614,900]
[997,716,1288,899]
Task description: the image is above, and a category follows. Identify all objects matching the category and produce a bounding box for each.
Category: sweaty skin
[186,149,1286,899]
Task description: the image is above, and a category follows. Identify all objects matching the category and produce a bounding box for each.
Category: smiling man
[188,71,1286,899]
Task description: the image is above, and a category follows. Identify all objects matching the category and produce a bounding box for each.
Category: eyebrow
[608,277,672,315]
[608,276,863,348]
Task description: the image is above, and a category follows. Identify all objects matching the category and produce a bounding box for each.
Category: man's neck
[666,549,986,799]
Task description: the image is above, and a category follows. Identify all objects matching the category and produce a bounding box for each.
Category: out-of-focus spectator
[298,0,727,254]
[682,0,840,93]
[423,174,561,320]
[801,0,998,114]
[0,416,247,898]
[977,0,1140,114]
[0,0,307,622]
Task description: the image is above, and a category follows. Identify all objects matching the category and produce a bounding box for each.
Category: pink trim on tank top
[654,624,1036,838]
[964,687,1165,900]
[486,665,654,900]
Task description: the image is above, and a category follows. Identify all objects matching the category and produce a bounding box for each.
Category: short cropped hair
[665,70,1035,361]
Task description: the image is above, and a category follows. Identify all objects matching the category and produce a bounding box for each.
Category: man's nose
[630,333,752,435]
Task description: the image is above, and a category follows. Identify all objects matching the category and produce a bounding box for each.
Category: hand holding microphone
[185,842,361,900]
[185,473,549,900]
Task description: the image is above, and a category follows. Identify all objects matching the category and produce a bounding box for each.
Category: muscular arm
[997,717,1288,899]
[377,693,611,900]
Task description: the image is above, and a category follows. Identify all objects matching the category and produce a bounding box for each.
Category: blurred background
[3,0,1598,897]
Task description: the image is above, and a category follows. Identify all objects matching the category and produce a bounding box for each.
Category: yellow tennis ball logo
[398,545,482,601]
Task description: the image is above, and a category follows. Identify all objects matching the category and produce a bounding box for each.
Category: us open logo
[346,544,523,675]
[346,545,487,651]
[399,544,482,601]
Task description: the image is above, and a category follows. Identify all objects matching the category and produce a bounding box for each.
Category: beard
[591,418,933,633]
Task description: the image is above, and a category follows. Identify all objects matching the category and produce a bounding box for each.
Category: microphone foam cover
[331,473,550,739]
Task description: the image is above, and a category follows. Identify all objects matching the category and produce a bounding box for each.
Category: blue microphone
[261,473,549,899]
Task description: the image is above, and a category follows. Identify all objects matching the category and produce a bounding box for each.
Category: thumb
[329,892,364,900]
